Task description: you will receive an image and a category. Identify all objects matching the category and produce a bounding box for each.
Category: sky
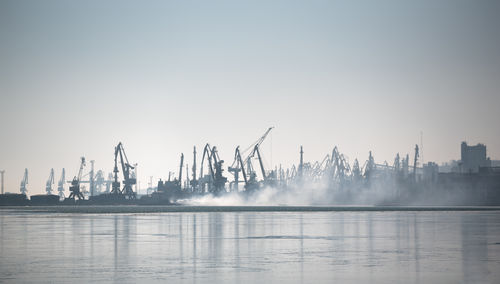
[1,0,499,195]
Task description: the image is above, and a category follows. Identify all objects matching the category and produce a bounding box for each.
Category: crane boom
[254,146,267,181]
[235,146,248,185]
[228,127,274,191]
[241,127,274,155]
[200,143,215,180]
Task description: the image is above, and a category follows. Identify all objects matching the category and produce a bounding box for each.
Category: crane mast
[112,142,137,199]
[210,146,227,194]
[46,168,54,195]
[364,151,375,180]
[58,168,66,199]
[68,157,85,200]
[178,153,184,187]
[112,144,121,195]
[20,168,28,195]
[199,144,227,194]
[228,146,243,191]
[190,146,198,191]
[394,153,401,173]
[232,146,251,190]
[413,144,419,182]
[254,146,267,182]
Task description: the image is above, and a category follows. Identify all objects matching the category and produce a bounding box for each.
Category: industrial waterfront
[2,0,500,282]
[1,128,499,207]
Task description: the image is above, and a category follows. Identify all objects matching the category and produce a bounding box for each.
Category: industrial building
[460,142,491,173]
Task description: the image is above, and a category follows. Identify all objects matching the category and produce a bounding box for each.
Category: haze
[1,0,499,195]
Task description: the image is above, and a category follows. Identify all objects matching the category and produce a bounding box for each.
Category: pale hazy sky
[1,0,499,195]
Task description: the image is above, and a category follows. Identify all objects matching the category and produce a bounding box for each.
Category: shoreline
[1,205,500,214]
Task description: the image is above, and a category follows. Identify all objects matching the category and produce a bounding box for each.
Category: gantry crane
[68,157,85,200]
[20,168,28,195]
[111,142,137,199]
[46,168,54,195]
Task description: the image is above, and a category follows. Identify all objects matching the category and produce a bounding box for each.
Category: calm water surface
[1,210,500,283]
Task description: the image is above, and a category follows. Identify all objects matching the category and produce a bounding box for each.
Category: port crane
[112,142,137,199]
[329,147,352,187]
[200,143,214,192]
[72,166,112,196]
[211,146,227,194]
[20,168,28,195]
[394,153,401,173]
[177,153,184,188]
[190,146,198,192]
[228,146,245,191]
[199,143,227,194]
[413,144,419,182]
[311,154,330,182]
[363,151,375,181]
[46,168,54,195]
[57,168,66,199]
[229,127,274,191]
[92,170,108,194]
[230,146,251,191]
[75,161,108,196]
[352,159,362,181]
[68,157,85,200]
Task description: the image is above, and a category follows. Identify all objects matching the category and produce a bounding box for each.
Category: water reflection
[299,214,304,284]
[461,214,489,284]
[192,214,197,284]
[0,210,499,283]
[234,214,240,283]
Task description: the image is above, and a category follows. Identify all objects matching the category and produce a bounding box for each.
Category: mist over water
[181,179,474,206]
[180,186,310,206]
[180,181,396,206]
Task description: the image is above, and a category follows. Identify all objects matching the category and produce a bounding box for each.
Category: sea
[1,207,500,283]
